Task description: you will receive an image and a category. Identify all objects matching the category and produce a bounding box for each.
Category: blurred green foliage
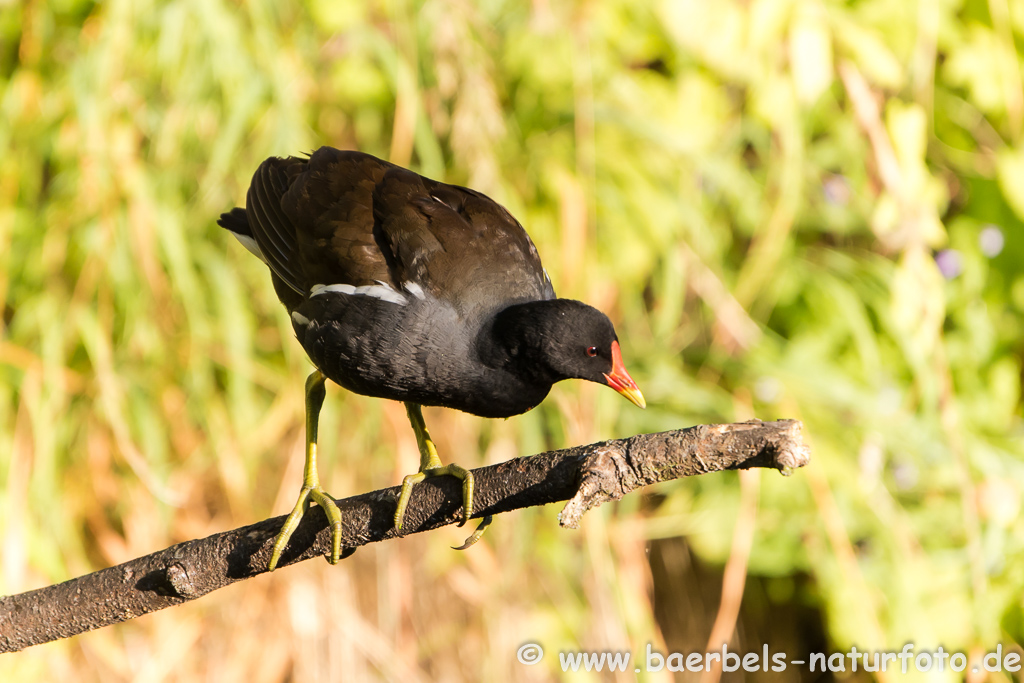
[3,0,1024,680]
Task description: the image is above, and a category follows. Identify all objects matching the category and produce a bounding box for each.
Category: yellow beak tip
[619,387,646,410]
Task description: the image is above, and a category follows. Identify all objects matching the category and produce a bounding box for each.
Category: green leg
[268,370,344,571]
[394,403,493,548]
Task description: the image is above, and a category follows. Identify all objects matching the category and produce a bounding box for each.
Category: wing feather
[246,158,305,293]
[227,148,554,315]
[372,168,554,316]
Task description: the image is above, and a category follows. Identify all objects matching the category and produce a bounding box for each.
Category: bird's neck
[477,300,567,386]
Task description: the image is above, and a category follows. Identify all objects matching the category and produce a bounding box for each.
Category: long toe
[309,488,344,564]
[268,485,345,570]
[394,463,475,531]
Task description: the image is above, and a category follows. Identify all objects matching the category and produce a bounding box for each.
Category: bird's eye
[586,346,599,358]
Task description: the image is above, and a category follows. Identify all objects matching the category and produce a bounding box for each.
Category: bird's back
[222,147,555,320]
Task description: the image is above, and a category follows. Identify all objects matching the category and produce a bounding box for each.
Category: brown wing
[244,148,554,316]
[244,155,306,293]
[244,148,399,294]
[372,166,555,317]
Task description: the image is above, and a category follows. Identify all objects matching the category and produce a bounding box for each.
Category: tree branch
[0,419,809,653]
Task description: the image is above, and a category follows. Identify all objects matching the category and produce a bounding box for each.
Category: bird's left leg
[394,402,492,548]
[268,370,345,570]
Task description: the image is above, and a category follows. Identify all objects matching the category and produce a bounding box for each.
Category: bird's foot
[268,485,343,571]
[394,463,492,547]
[397,402,493,548]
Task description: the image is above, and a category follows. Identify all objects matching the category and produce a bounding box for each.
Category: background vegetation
[3,0,1024,680]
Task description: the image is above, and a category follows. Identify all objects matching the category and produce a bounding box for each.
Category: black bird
[219,148,645,570]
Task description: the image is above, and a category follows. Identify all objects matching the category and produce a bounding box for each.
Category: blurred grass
[3,0,1024,680]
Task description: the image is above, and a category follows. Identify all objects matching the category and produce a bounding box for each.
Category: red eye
[586,346,598,357]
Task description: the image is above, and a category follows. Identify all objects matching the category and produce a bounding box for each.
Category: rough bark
[0,419,809,653]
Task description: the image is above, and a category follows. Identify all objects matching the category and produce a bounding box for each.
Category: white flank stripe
[291,311,310,325]
[310,282,408,305]
[404,282,426,299]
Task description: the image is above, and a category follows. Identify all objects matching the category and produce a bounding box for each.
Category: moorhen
[219,147,645,570]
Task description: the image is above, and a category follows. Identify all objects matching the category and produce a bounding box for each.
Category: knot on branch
[559,419,809,528]
[558,443,634,529]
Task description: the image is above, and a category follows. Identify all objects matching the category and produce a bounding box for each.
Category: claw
[452,515,492,550]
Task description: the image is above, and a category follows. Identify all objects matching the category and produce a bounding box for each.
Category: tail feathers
[217,207,267,264]
[217,207,251,236]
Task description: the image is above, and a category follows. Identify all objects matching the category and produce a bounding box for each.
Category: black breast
[293,292,551,418]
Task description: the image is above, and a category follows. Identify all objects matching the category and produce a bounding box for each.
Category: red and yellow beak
[603,341,646,409]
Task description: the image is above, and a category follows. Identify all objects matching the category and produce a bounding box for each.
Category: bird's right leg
[268,370,344,571]
[394,402,492,548]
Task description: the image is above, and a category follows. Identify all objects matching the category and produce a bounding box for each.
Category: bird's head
[491,299,646,408]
